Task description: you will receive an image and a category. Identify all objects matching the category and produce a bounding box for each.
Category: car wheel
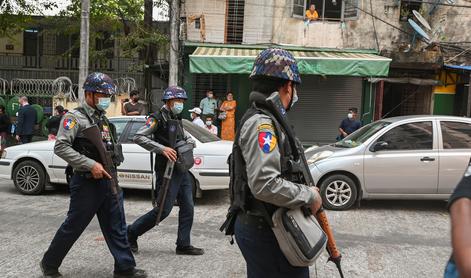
[320,174,357,211]
[13,160,47,195]
[190,174,202,200]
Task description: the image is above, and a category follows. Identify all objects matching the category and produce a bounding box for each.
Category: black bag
[175,140,194,172]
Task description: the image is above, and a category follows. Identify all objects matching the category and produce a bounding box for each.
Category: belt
[73,171,93,179]
[237,212,270,229]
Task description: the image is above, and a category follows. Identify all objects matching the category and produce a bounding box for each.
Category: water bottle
[10,123,15,134]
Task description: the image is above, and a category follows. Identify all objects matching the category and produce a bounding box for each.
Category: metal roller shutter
[289,76,362,145]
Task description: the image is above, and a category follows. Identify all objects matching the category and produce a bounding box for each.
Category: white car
[0,116,232,197]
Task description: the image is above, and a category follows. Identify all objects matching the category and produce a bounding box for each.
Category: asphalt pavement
[0,178,451,278]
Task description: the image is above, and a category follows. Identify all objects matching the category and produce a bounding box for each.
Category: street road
[0,179,451,278]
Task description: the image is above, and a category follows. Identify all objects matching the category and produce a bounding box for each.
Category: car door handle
[420,157,435,162]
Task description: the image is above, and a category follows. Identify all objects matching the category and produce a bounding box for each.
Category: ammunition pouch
[174,140,194,172]
[112,143,124,166]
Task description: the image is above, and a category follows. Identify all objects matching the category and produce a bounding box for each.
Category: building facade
[0,18,170,118]
[181,0,471,144]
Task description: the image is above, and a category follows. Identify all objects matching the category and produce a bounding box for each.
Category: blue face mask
[96,97,111,111]
[171,102,184,114]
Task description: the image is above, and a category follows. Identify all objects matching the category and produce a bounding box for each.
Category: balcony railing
[0,54,159,72]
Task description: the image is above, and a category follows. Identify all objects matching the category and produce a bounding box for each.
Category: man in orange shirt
[305,4,319,22]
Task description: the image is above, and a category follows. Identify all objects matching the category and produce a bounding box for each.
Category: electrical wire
[404,0,471,8]
[369,0,380,51]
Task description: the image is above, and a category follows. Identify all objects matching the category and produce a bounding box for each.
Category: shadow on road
[357,199,447,212]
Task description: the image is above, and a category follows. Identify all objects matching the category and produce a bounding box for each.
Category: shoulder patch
[258,123,275,132]
[258,130,277,153]
[145,117,157,129]
[63,117,77,130]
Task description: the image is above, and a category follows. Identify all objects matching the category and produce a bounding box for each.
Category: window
[194,18,201,29]
[400,0,422,21]
[293,0,359,21]
[182,119,220,143]
[376,121,433,151]
[109,120,129,140]
[441,121,471,149]
[125,121,145,143]
[335,121,391,148]
[193,74,228,109]
[225,0,245,44]
[293,0,305,17]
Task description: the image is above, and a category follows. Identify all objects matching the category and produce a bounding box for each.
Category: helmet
[162,86,188,101]
[249,48,301,84]
[83,72,117,95]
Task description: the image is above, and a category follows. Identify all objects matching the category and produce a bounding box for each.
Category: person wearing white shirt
[189,107,205,128]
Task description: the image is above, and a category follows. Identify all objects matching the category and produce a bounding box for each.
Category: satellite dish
[412,10,431,31]
[408,18,431,43]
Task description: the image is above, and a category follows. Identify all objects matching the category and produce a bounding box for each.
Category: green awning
[189,47,391,77]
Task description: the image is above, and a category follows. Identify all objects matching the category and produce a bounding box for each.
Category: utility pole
[144,0,153,103]
[78,0,90,103]
[168,0,180,86]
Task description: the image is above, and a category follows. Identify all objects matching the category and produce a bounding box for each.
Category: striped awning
[189,46,391,77]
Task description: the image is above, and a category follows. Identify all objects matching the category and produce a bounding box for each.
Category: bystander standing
[204,114,218,135]
[0,105,10,152]
[124,90,145,116]
[16,96,37,144]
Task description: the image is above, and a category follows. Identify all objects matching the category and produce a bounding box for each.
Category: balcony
[0,54,147,72]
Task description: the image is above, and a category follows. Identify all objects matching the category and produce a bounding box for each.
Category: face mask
[208,94,213,99]
[287,87,298,111]
[96,97,111,111]
[347,113,353,119]
[206,121,212,126]
[291,89,298,108]
[171,102,184,114]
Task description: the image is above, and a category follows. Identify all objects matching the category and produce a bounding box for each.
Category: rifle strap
[150,151,156,207]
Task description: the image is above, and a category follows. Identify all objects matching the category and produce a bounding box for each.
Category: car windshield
[334,121,391,148]
[182,119,221,143]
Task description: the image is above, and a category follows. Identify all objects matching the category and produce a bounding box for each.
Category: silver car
[307,115,471,210]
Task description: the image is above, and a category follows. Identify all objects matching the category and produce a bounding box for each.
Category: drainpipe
[467,73,471,117]
[374,80,384,120]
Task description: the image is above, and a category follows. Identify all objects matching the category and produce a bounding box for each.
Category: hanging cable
[369,0,380,51]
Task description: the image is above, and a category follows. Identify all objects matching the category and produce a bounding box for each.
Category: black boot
[176,245,204,256]
[113,268,147,278]
[127,226,138,253]
[40,260,62,278]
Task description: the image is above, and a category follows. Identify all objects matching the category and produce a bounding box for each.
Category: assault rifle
[154,119,179,225]
[82,125,120,196]
[265,92,344,278]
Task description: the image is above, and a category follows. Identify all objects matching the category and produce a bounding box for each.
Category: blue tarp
[445,64,471,71]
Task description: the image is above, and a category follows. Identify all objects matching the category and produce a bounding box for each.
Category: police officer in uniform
[127,86,204,256]
[222,49,323,278]
[40,73,147,278]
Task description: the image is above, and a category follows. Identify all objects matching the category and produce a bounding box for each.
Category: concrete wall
[183,0,227,43]
[184,0,471,62]
[0,33,23,55]
[342,0,471,59]
[243,0,274,44]
[270,0,343,47]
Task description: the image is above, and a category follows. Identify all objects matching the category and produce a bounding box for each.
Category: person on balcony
[305,4,319,22]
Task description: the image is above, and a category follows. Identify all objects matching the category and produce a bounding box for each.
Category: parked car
[0,117,232,197]
[306,115,471,210]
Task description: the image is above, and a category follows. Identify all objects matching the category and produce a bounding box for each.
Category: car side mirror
[370,141,388,152]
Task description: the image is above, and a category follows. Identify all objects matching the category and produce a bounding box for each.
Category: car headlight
[307,151,333,164]
[1,150,6,159]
